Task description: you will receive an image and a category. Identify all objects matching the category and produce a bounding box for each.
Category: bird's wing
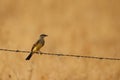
[31,40,39,51]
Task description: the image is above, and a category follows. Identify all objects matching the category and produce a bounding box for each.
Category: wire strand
[0,48,120,61]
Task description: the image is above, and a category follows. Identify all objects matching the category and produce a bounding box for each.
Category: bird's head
[40,34,48,38]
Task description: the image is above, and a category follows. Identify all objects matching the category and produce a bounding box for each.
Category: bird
[25,34,48,60]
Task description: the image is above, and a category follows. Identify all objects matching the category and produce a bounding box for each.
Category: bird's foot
[38,51,43,55]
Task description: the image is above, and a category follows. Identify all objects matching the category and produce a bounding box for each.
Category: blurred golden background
[0,0,120,80]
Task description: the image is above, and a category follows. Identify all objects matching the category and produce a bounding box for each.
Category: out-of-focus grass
[0,0,120,80]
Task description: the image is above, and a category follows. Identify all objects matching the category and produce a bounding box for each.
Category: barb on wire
[0,48,120,61]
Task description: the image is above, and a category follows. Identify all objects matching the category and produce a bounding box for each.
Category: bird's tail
[25,52,33,60]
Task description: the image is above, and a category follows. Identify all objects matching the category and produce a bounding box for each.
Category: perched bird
[25,34,48,60]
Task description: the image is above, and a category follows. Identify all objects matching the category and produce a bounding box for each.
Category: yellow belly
[32,43,42,52]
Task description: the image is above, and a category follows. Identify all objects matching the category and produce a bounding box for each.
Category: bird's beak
[45,35,48,37]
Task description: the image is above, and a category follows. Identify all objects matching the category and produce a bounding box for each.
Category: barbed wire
[0,48,120,61]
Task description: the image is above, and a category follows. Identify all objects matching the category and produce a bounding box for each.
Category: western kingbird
[26,34,48,60]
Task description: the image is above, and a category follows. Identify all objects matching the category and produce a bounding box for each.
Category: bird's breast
[32,43,43,52]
